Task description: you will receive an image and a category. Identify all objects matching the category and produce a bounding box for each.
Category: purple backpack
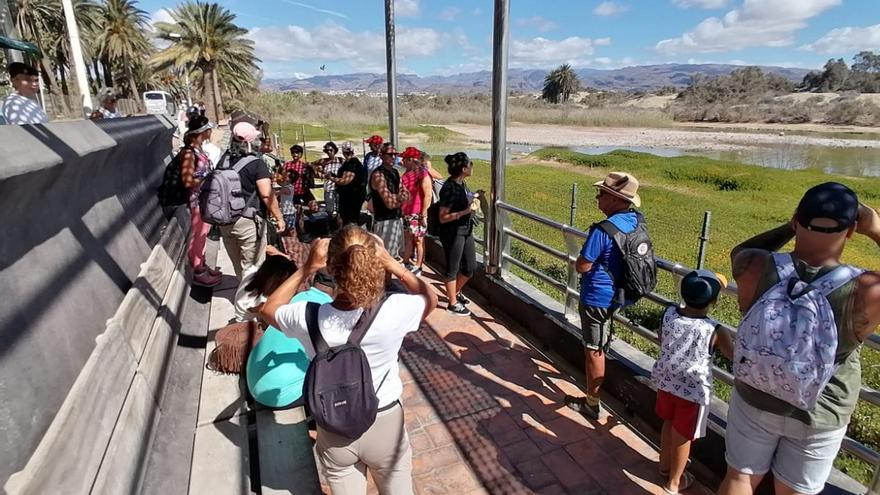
[303,295,390,439]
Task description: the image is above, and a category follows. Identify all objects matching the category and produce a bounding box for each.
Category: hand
[399,188,411,203]
[419,215,427,227]
[275,218,286,233]
[856,203,880,240]
[306,238,330,272]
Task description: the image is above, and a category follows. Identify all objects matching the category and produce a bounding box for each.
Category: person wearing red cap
[370,143,409,258]
[719,184,880,495]
[400,147,432,275]
[363,135,384,178]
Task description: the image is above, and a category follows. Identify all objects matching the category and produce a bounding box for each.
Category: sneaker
[404,262,415,272]
[193,271,221,287]
[564,394,605,420]
[457,293,471,305]
[447,302,471,317]
[195,265,223,277]
[411,266,423,276]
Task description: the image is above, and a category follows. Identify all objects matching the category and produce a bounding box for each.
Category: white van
[143,91,176,116]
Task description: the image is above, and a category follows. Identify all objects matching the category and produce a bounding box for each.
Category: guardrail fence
[490,199,880,494]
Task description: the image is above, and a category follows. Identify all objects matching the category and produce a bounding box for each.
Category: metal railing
[493,200,880,490]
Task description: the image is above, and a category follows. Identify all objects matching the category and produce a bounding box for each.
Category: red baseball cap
[364,135,384,145]
[400,146,421,159]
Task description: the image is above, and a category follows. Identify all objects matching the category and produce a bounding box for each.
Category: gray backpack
[199,154,259,225]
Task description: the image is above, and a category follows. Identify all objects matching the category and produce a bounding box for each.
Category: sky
[141,0,880,79]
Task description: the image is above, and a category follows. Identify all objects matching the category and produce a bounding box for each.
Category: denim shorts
[725,390,847,495]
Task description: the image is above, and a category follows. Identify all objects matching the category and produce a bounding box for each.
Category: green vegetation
[244,91,674,131]
[802,51,880,93]
[463,148,880,484]
[542,63,580,104]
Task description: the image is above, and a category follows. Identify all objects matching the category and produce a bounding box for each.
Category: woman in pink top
[400,147,432,276]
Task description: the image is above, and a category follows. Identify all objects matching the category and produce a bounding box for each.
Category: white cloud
[277,0,348,19]
[594,57,613,65]
[801,24,880,54]
[150,8,174,27]
[438,7,461,21]
[672,0,728,8]
[593,2,630,16]
[655,0,842,55]
[396,0,420,17]
[511,36,606,67]
[594,37,612,46]
[247,22,456,72]
[517,16,559,33]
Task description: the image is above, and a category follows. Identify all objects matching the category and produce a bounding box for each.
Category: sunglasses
[382,152,398,156]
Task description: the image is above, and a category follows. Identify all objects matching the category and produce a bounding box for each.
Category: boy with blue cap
[652,270,733,494]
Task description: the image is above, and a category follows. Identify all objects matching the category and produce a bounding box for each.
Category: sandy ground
[443,123,880,152]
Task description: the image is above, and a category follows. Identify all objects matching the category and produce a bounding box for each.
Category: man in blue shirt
[565,172,643,420]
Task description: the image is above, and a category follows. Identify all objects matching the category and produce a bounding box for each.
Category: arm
[261,238,329,329]
[713,325,734,361]
[853,204,880,341]
[256,178,286,232]
[371,171,403,209]
[378,243,437,320]
[730,222,793,312]
[179,149,200,188]
[575,256,593,274]
[419,174,433,219]
[427,162,443,180]
[439,205,472,224]
[334,170,356,186]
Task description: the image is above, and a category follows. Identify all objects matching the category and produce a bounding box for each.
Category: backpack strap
[811,264,864,297]
[347,293,392,345]
[772,253,798,281]
[233,154,260,173]
[305,302,330,354]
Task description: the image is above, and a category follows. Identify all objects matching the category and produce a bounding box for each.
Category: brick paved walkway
[325,268,714,495]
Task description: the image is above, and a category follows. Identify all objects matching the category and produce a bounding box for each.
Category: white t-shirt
[274,293,427,408]
[203,141,222,168]
[651,306,719,405]
[2,93,48,124]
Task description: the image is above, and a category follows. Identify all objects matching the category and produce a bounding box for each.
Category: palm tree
[152,1,259,122]
[542,64,580,104]
[94,0,151,109]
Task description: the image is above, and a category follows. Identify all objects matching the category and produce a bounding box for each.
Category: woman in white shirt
[262,226,437,495]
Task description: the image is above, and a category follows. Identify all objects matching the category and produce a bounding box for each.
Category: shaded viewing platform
[149,241,713,495]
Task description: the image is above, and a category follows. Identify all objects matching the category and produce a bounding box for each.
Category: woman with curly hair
[261,226,437,495]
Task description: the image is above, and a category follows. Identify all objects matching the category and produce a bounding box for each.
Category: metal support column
[486,0,510,276]
[0,0,23,63]
[61,0,93,113]
[384,0,399,146]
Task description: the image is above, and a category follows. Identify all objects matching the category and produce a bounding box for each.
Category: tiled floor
[341,267,714,495]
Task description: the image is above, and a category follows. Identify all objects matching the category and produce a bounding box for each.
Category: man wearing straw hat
[565,171,644,421]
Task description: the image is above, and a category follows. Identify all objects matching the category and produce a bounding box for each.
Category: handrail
[494,200,880,481]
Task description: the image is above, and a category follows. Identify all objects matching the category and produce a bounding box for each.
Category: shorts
[324,189,338,214]
[404,214,427,237]
[578,303,613,351]
[724,390,847,495]
[373,218,403,258]
[655,390,709,440]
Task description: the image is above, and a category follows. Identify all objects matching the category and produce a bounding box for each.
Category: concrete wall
[0,117,179,491]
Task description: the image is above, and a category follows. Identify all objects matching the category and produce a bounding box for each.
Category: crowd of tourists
[9,58,878,493]
[156,109,880,495]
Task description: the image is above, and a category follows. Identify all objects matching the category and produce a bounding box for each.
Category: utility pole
[384,0,398,146]
[486,0,510,276]
[0,0,23,63]
[61,0,93,113]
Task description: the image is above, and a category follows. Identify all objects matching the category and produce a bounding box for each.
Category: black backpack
[303,295,391,439]
[157,146,192,208]
[595,211,657,304]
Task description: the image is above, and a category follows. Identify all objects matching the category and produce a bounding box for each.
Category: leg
[665,428,692,492]
[659,420,672,474]
[718,467,764,495]
[585,348,605,396]
[219,223,243,280]
[719,390,781,495]
[771,421,846,495]
[316,429,369,495]
[402,229,414,265]
[454,233,476,300]
[359,405,415,495]
[414,235,425,268]
[442,233,465,308]
[188,204,211,270]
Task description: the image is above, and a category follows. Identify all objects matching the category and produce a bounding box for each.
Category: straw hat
[594,171,641,207]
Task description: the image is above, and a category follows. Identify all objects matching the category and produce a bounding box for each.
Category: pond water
[462,142,880,178]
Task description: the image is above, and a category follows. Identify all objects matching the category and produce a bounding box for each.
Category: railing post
[301,124,307,160]
[696,211,712,269]
[563,228,583,321]
[569,183,578,226]
[384,0,399,146]
[870,465,880,495]
[486,0,510,277]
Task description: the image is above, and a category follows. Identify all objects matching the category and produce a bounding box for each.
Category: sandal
[662,471,694,495]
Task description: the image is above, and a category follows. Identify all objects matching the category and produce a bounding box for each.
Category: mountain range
[262,64,812,94]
